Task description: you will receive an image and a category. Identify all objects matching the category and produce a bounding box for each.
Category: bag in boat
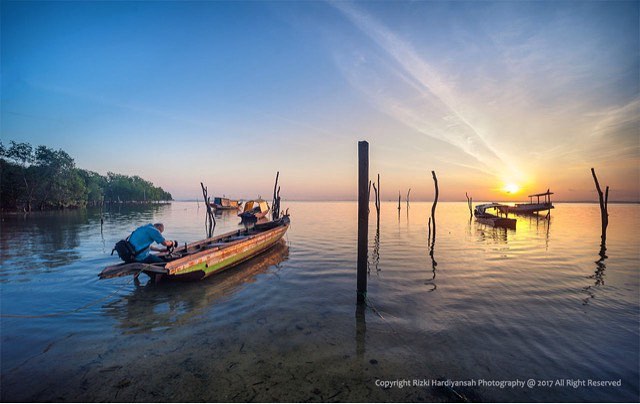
[111,238,141,263]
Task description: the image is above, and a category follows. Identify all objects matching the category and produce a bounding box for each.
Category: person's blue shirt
[129,224,166,261]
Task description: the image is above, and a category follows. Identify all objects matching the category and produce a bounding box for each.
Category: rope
[364,296,468,402]
[0,271,141,319]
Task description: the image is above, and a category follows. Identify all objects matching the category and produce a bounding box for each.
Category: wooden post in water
[430,171,439,238]
[465,192,473,218]
[368,180,372,214]
[398,191,401,211]
[377,174,381,212]
[591,168,609,247]
[357,141,369,304]
[200,182,216,238]
[272,171,280,220]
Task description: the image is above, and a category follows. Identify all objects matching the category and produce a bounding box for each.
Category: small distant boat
[239,199,270,222]
[498,190,554,215]
[210,197,242,211]
[474,203,517,229]
[99,216,290,281]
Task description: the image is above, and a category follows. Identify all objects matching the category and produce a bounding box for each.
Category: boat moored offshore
[474,203,517,229]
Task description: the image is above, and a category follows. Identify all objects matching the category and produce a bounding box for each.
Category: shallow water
[1,202,638,402]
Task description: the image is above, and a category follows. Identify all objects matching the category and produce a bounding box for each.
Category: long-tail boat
[210,197,242,211]
[497,190,554,215]
[474,203,516,229]
[99,216,290,281]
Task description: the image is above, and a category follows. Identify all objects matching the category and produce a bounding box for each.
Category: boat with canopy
[474,203,517,229]
[498,190,554,215]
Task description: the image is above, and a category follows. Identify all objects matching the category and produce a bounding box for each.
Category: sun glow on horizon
[503,183,520,194]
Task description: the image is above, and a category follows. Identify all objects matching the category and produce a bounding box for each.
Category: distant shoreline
[173,199,640,204]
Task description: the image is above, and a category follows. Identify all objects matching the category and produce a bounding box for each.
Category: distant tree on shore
[0,140,172,211]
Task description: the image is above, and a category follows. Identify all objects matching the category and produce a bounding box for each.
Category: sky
[2,0,638,202]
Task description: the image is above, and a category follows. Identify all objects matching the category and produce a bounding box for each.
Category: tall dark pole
[357,141,369,304]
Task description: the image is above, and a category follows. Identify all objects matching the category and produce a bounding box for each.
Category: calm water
[1,202,638,402]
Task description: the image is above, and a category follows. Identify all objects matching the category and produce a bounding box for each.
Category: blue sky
[2,1,638,201]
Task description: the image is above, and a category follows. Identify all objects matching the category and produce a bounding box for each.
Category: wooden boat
[210,197,242,211]
[238,199,270,222]
[474,203,516,229]
[104,242,290,330]
[99,216,289,281]
[498,190,554,215]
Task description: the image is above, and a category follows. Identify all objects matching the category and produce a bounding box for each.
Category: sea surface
[1,201,638,402]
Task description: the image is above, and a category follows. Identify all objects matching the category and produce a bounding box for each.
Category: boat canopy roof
[243,199,268,213]
[475,203,506,213]
[476,203,506,210]
[528,190,554,197]
[214,197,230,205]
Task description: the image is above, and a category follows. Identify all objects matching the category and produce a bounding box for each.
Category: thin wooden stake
[272,171,280,220]
[430,171,439,238]
[377,173,381,213]
[591,168,609,248]
[368,180,372,214]
[201,182,216,238]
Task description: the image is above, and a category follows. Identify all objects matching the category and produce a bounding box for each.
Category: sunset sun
[503,183,520,194]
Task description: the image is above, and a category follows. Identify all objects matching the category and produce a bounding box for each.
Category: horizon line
[174,199,640,204]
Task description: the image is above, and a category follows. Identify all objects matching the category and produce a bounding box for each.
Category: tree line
[1,140,172,211]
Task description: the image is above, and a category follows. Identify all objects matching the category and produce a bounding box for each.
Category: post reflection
[355,303,366,360]
[425,217,437,291]
[103,241,289,333]
[521,213,552,249]
[475,225,509,244]
[583,235,607,305]
[369,220,381,275]
[406,203,410,223]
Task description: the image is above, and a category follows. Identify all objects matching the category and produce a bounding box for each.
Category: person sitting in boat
[129,223,175,264]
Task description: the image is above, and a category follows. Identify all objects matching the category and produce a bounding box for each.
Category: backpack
[111,236,144,263]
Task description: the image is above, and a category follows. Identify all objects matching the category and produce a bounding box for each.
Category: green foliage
[104,172,172,203]
[0,140,172,211]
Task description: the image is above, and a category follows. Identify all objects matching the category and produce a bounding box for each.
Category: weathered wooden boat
[498,190,554,215]
[238,199,270,222]
[474,203,517,229]
[210,197,242,211]
[105,242,290,330]
[99,216,289,281]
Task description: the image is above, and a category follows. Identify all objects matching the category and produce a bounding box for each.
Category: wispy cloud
[330,1,521,180]
[589,97,640,138]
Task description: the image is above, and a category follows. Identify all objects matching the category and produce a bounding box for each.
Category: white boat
[474,203,517,228]
[498,190,554,215]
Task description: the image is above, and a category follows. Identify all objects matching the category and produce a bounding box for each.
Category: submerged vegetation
[0,140,172,211]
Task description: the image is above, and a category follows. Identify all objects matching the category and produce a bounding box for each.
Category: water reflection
[103,241,289,334]
[425,217,437,292]
[104,202,170,221]
[369,221,381,275]
[0,210,91,274]
[2,202,638,402]
[583,235,608,305]
[355,303,366,360]
[522,213,552,249]
[475,225,509,244]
